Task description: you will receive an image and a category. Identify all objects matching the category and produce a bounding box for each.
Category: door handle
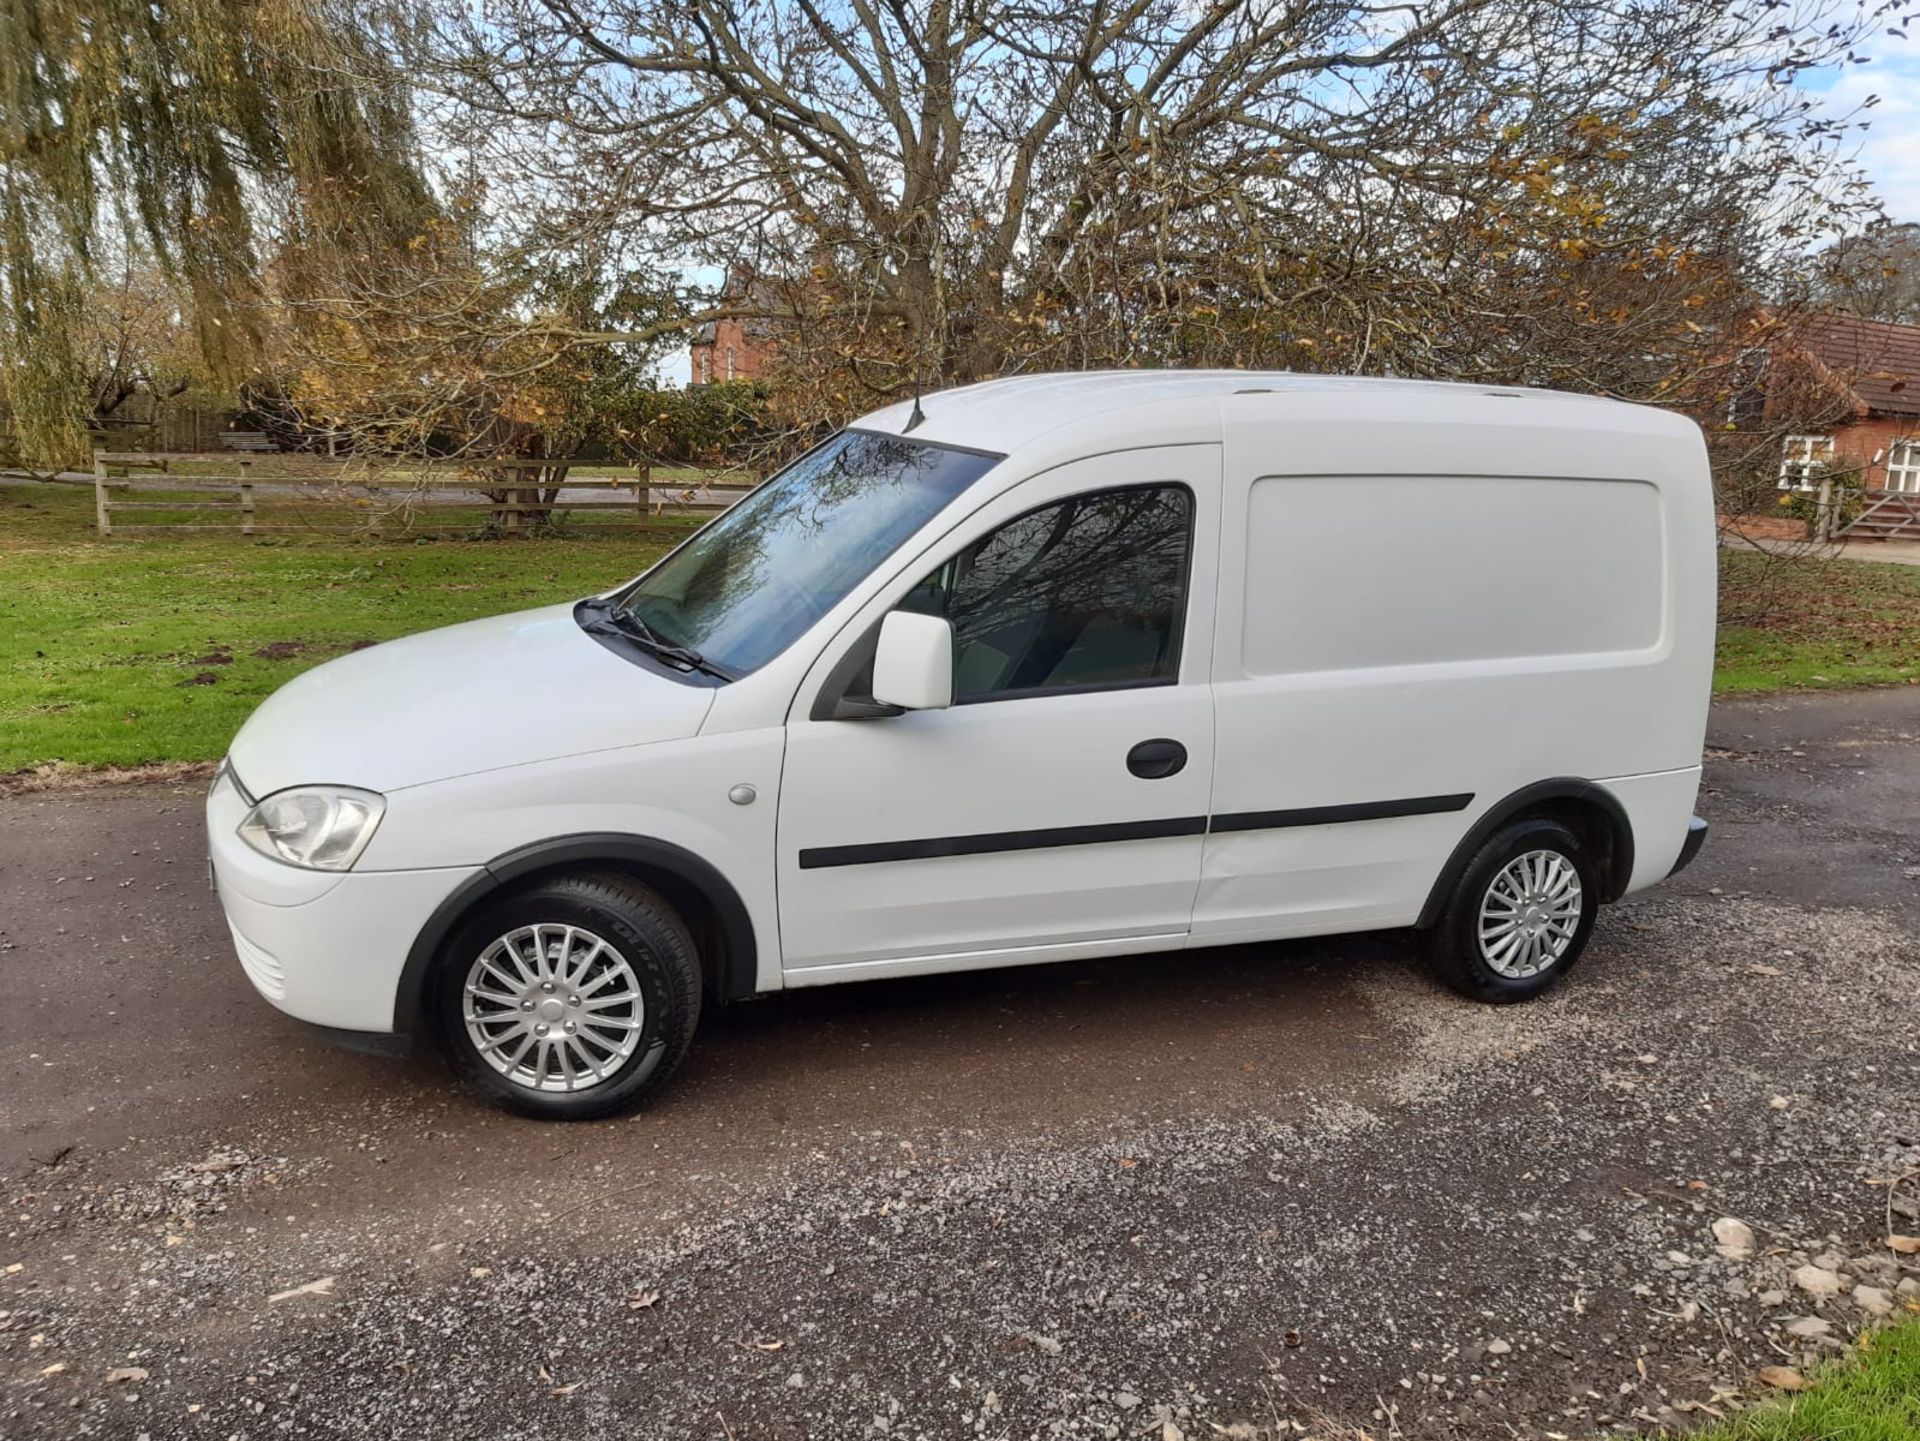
[1126,738,1187,780]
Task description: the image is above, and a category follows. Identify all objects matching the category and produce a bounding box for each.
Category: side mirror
[871,611,953,711]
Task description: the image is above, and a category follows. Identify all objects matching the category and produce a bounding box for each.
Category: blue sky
[1807,28,1920,222]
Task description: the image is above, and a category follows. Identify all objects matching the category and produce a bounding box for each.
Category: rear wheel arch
[1415,779,1634,929]
[394,833,761,1035]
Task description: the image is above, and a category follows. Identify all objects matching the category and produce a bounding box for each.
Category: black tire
[1421,817,1599,1004]
[430,871,702,1120]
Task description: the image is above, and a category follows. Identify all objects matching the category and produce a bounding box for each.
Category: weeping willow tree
[0,0,432,465]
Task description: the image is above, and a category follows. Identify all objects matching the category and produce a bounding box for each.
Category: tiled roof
[1799,312,1920,417]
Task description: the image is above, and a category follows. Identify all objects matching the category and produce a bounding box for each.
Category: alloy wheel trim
[1477,849,1583,979]
[462,923,647,1092]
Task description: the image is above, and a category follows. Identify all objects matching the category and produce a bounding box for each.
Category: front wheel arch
[393,833,761,1036]
[1414,778,1634,929]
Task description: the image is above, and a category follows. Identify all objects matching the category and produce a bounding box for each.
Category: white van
[208,371,1713,1119]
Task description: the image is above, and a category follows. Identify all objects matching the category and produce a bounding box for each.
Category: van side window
[906,484,1192,701]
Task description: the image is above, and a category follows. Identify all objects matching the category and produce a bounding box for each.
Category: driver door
[775,446,1220,983]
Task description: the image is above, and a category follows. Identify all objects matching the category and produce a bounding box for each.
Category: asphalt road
[3,689,1917,1440]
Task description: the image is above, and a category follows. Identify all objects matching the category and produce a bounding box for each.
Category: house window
[1887,438,1920,495]
[1779,434,1835,491]
[725,346,736,381]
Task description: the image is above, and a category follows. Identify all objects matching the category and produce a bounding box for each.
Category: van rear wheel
[1422,818,1598,1003]
[431,872,701,1120]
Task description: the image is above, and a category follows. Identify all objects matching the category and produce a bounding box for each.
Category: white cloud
[1818,39,1920,224]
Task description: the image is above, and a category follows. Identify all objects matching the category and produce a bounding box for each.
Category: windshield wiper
[625,619,731,680]
[584,598,733,681]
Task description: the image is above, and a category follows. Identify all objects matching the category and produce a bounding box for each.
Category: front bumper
[1666,815,1709,878]
[208,768,482,1034]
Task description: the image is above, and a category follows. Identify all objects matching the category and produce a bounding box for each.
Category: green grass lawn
[1673,1320,1920,1441]
[1,480,697,770]
[1717,548,1920,694]
[6,480,1920,772]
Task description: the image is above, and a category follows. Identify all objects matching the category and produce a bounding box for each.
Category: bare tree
[1814,222,1920,325]
[388,0,1901,417]
[79,266,209,423]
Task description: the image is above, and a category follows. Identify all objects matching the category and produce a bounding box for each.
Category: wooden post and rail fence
[86,452,758,539]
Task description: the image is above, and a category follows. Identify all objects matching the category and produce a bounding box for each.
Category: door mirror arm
[830,694,905,721]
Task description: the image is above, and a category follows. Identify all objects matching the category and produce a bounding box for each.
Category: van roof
[853,369,1630,456]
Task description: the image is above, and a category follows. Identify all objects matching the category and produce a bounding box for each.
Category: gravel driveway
[3,690,1917,1440]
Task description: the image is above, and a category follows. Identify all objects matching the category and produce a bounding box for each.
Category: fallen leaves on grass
[0,760,218,797]
[1755,1365,1809,1391]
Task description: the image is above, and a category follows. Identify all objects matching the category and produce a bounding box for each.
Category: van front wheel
[1421,818,1599,1003]
[431,872,702,1120]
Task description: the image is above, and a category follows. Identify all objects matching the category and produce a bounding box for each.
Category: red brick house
[689,314,779,385]
[688,269,782,385]
[1763,313,1920,536]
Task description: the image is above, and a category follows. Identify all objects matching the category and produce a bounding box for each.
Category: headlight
[237,786,386,871]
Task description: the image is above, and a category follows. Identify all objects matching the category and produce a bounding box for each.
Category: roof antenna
[903,365,927,433]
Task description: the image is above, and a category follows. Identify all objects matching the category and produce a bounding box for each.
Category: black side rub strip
[1209,793,1473,833]
[796,793,1473,869]
[799,817,1207,870]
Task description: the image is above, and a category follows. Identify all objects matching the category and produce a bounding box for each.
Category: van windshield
[614,430,1000,677]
